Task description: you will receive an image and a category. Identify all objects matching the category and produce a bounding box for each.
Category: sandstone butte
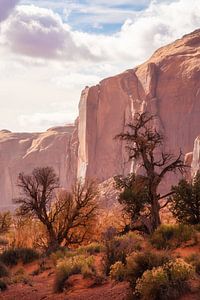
[1,29,200,209]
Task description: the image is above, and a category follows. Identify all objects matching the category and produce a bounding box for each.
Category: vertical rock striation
[76,30,200,188]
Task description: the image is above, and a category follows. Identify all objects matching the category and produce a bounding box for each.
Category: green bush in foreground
[103,228,142,276]
[54,255,96,293]
[110,261,126,282]
[135,258,194,300]
[125,251,170,287]
[109,250,170,287]
[150,224,194,249]
[0,248,39,266]
[77,242,103,255]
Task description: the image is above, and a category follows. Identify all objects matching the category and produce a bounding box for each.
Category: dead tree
[14,167,98,252]
[116,112,187,232]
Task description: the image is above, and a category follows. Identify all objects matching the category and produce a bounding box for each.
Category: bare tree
[116,112,187,232]
[14,167,98,252]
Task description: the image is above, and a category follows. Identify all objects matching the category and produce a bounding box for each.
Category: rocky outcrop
[2,29,200,209]
[191,136,200,177]
[77,29,200,189]
[0,125,75,210]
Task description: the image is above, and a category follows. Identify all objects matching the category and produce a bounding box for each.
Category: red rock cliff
[77,29,200,186]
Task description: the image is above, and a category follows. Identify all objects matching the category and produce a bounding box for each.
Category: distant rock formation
[0,125,75,210]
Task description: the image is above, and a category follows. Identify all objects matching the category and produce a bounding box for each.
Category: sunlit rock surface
[0,125,75,210]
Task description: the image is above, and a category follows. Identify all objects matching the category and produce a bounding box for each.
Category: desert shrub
[12,268,31,285]
[18,248,39,264]
[186,253,200,275]
[110,261,126,282]
[50,248,69,265]
[135,258,194,300]
[0,248,39,266]
[77,242,103,255]
[150,224,194,249]
[0,249,19,266]
[126,251,170,287]
[54,255,96,293]
[103,227,142,275]
[0,279,7,291]
[0,262,9,278]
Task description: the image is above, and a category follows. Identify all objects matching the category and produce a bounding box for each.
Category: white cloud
[2,0,200,64]
[3,5,96,60]
[18,111,75,132]
[0,0,19,22]
[1,0,200,132]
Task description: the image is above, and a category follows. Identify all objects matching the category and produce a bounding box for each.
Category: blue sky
[21,0,151,33]
[0,0,199,131]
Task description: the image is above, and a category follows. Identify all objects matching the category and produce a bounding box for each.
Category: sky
[0,0,200,132]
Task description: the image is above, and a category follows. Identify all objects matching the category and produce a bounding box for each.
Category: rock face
[191,136,200,177]
[77,29,200,189]
[2,29,200,210]
[0,125,75,210]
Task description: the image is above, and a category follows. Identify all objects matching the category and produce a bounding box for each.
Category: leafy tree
[170,172,200,224]
[114,173,151,232]
[115,112,187,232]
[14,167,98,252]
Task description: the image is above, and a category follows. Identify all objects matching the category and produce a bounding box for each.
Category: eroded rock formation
[1,29,200,209]
[77,29,200,189]
[0,125,75,210]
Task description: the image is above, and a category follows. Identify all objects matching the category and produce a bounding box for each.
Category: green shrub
[77,242,103,255]
[54,255,96,293]
[0,249,19,266]
[19,248,39,264]
[50,249,69,265]
[103,228,142,275]
[0,279,7,291]
[186,253,200,275]
[0,248,39,266]
[126,251,170,287]
[135,258,194,300]
[110,261,126,282]
[150,224,194,249]
[0,262,9,278]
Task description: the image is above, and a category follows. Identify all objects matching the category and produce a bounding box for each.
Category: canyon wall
[0,125,75,210]
[1,29,200,209]
[77,29,200,187]
[191,136,200,177]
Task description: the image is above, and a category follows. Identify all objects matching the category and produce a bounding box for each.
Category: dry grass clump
[54,255,96,293]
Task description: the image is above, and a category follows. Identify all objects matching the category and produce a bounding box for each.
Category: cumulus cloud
[2,0,200,65]
[1,0,200,132]
[78,0,200,66]
[3,5,96,60]
[0,0,19,22]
